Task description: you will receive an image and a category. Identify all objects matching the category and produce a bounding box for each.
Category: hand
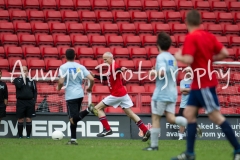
[56,85,60,91]
[89,71,95,77]
[121,67,127,72]
[86,87,92,93]
[174,49,183,61]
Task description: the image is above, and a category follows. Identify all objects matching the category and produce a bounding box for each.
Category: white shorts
[102,94,133,109]
[151,100,176,116]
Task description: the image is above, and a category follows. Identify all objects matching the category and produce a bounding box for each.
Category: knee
[18,118,24,123]
[26,118,32,122]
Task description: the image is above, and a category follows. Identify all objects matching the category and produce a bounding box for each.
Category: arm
[13,78,23,89]
[180,88,190,95]
[33,81,37,103]
[4,83,8,106]
[57,77,64,91]
[213,47,228,61]
[86,74,94,92]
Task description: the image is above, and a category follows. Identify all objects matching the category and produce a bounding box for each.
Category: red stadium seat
[223,25,239,36]
[0,10,10,22]
[28,59,45,70]
[57,47,75,59]
[147,12,165,23]
[126,0,142,11]
[10,10,27,22]
[111,47,129,59]
[153,23,171,35]
[229,37,240,47]
[217,13,233,24]
[89,35,106,47]
[5,46,23,58]
[9,59,27,70]
[118,60,135,70]
[128,86,146,93]
[146,47,158,59]
[177,1,193,11]
[40,47,59,59]
[40,0,57,10]
[6,0,22,9]
[135,60,152,71]
[76,47,94,59]
[74,0,91,11]
[228,2,240,12]
[79,11,96,22]
[84,23,101,35]
[234,13,240,25]
[136,24,153,35]
[216,36,229,47]
[165,12,182,23]
[109,0,125,11]
[176,35,186,47]
[15,22,32,34]
[194,1,210,11]
[114,11,131,23]
[71,35,89,47]
[131,12,148,23]
[201,12,217,24]
[56,0,74,10]
[169,47,179,55]
[81,60,99,70]
[27,11,45,22]
[93,47,111,59]
[1,34,18,46]
[61,11,79,22]
[18,34,36,46]
[0,59,9,71]
[106,36,124,47]
[129,48,147,59]
[143,0,159,11]
[206,24,223,35]
[66,23,84,35]
[220,108,236,114]
[124,35,141,47]
[211,1,227,12]
[0,0,5,10]
[0,47,5,58]
[24,47,41,59]
[44,11,62,22]
[119,23,136,35]
[31,22,49,34]
[92,0,108,11]
[36,35,54,46]
[45,59,62,71]
[0,22,14,33]
[102,23,119,35]
[123,72,143,85]
[171,24,187,35]
[50,23,66,34]
[23,0,40,10]
[141,35,157,47]
[97,11,113,22]
[161,1,177,11]
[54,35,71,46]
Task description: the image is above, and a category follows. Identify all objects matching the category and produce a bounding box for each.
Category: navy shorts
[187,87,220,113]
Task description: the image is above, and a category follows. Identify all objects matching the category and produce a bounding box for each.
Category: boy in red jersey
[89,52,150,142]
[171,10,240,160]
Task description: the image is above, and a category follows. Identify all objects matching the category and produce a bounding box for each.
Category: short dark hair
[65,49,75,61]
[156,32,172,51]
[186,10,201,26]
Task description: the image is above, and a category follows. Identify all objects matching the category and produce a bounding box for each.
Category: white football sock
[150,128,160,148]
[175,116,187,127]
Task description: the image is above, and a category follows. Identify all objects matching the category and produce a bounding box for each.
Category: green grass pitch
[0,138,234,160]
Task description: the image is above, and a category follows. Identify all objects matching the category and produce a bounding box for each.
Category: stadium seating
[0,0,239,115]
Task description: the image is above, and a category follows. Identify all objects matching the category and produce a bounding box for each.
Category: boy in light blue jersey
[143,32,187,151]
[57,49,94,145]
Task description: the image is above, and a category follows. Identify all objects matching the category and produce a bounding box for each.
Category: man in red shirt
[171,10,240,160]
[89,52,150,141]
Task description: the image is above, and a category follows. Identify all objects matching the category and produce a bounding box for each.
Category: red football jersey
[182,29,223,89]
[107,63,127,97]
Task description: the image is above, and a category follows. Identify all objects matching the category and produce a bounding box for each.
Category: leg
[16,101,26,138]
[25,100,35,138]
[71,98,89,125]
[17,118,24,138]
[178,108,185,140]
[25,117,32,138]
[123,108,150,142]
[208,110,240,153]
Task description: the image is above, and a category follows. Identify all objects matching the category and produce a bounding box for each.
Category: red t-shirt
[182,29,223,89]
[107,63,127,97]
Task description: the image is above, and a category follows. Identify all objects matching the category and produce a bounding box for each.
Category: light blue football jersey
[58,62,90,100]
[152,52,178,102]
[180,79,192,108]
